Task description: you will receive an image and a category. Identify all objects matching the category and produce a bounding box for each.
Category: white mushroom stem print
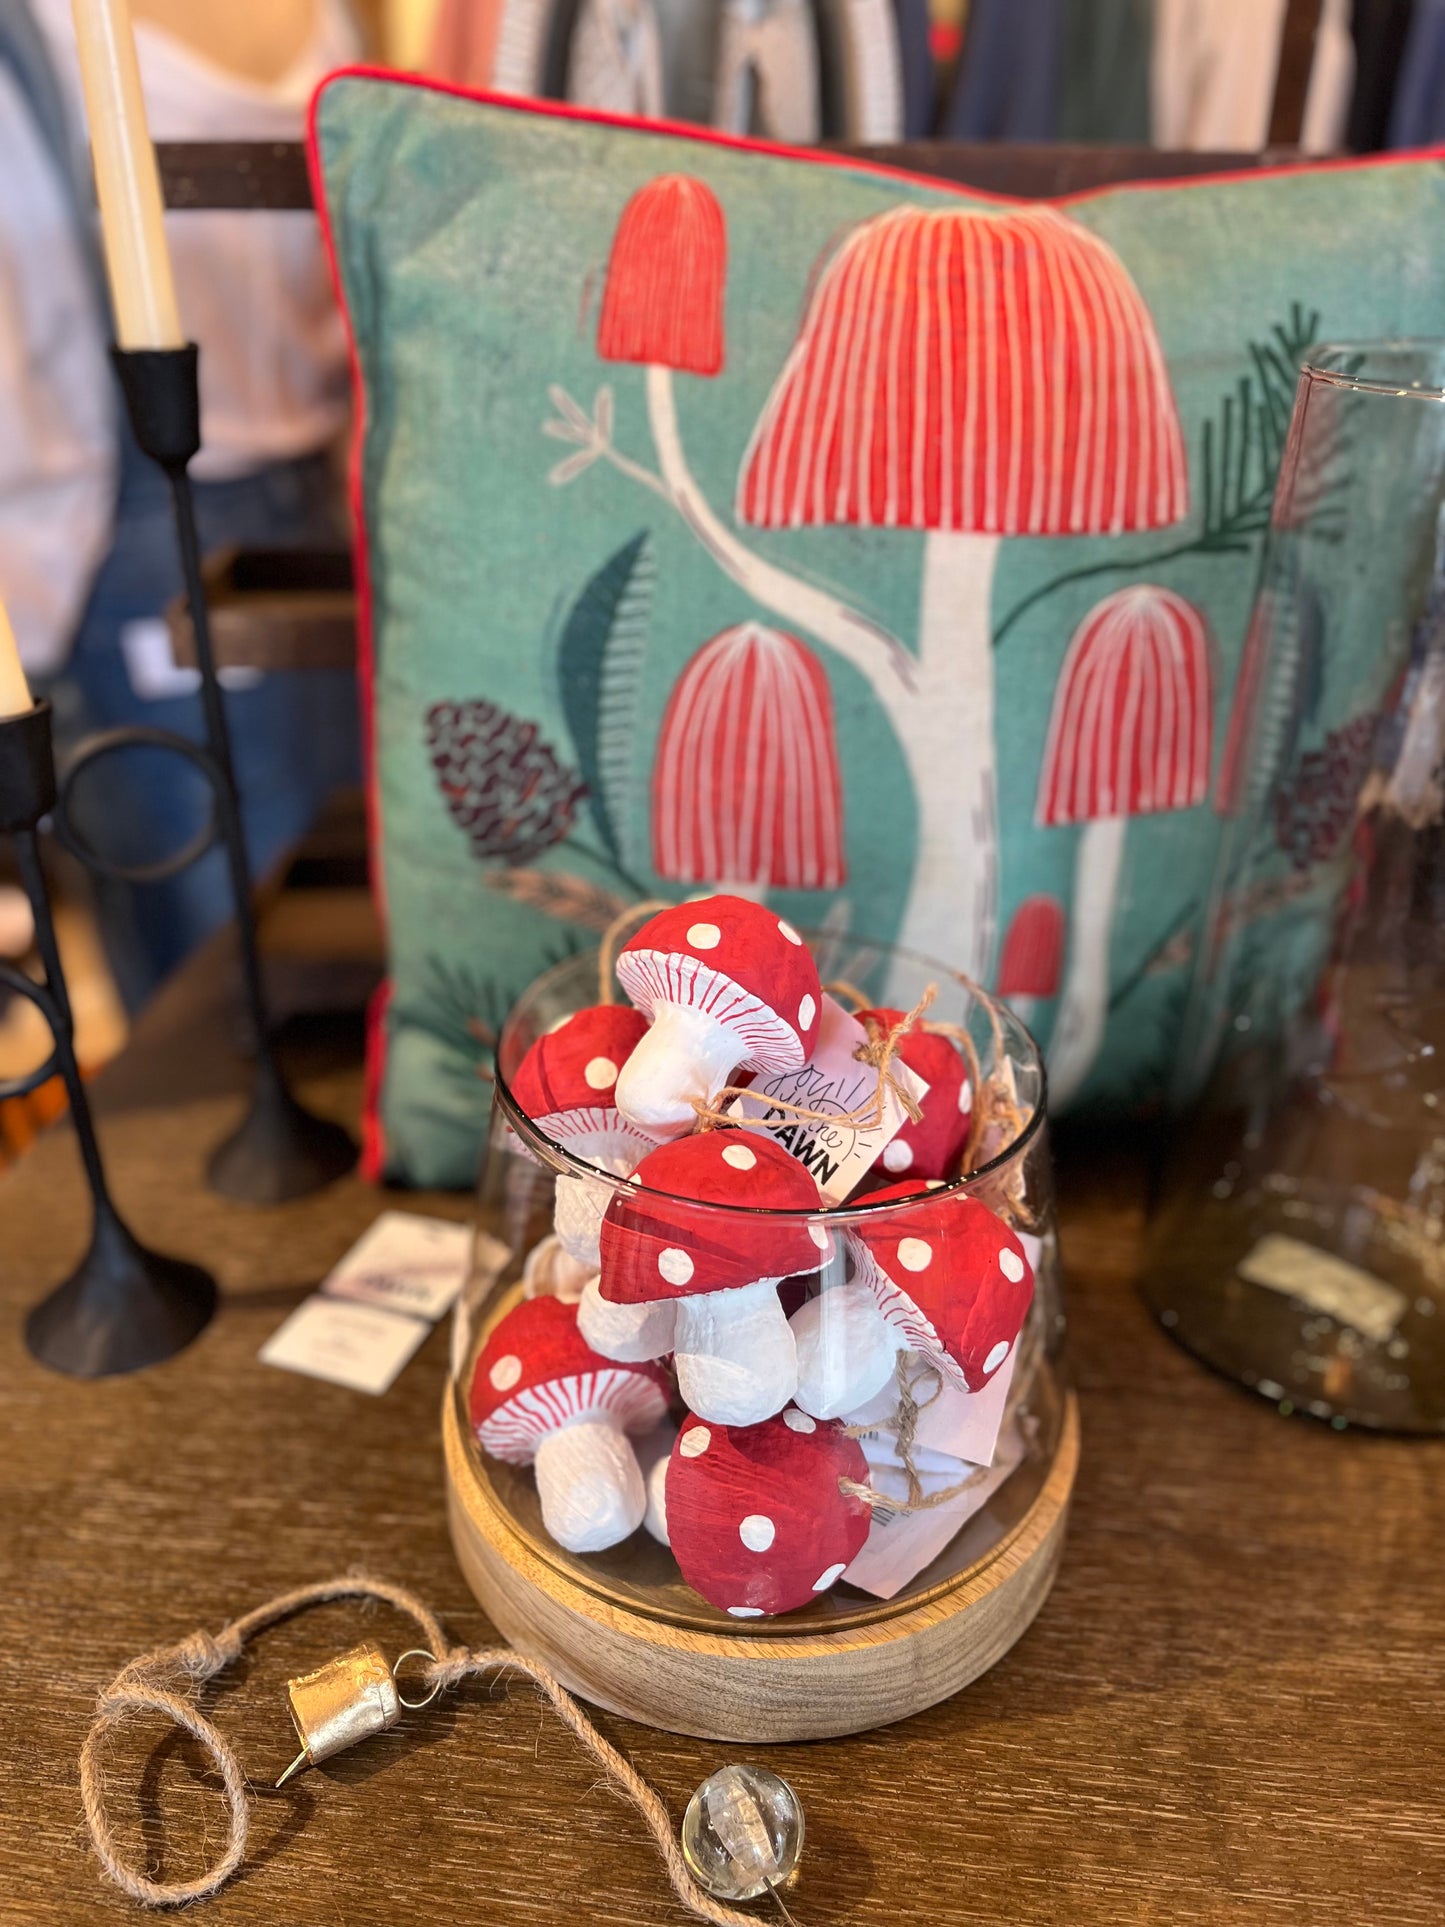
[1037,586,1214,1108]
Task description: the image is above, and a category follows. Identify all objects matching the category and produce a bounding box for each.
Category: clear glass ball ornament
[681,1764,804,1903]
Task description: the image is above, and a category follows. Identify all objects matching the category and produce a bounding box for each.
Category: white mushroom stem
[1048,814,1126,1111]
[673,1278,798,1427]
[532,1415,647,1553]
[554,1156,636,1269]
[633,1418,678,1546]
[614,1001,743,1137]
[893,531,1000,985]
[791,1278,904,1421]
[578,1274,677,1362]
[646,368,915,689]
[644,372,1000,986]
[521,1234,595,1304]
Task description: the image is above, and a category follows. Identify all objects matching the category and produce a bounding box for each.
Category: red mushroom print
[848,1181,1034,1393]
[1037,585,1213,1107]
[598,1128,832,1426]
[665,1406,872,1616]
[652,621,846,897]
[510,1002,662,1267]
[736,205,1188,984]
[582,175,903,690]
[614,895,823,1138]
[470,1297,670,1553]
[996,895,1066,1032]
[855,1006,972,1182]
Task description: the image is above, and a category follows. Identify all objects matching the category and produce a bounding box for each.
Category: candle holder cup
[51,345,357,1205]
[2,700,216,1377]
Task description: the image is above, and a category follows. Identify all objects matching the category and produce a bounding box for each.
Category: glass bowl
[449,931,1068,1633]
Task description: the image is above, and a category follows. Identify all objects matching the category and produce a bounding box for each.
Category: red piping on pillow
[306,65,1445,1182]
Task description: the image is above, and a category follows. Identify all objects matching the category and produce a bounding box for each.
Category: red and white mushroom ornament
[788,1275,903,1422]
[665,1406,872,1617]
[598,1129,832,1426]
[469,1296,670,1554]
[855,1006,973,1181]
[613,896,823,1138]
[848,1181,1035,1393]
[577,1271,677,1363]
[509,1003,660,1266]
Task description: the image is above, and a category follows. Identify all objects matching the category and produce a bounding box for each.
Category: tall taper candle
[69,0,184,349]
[0,596,33,720]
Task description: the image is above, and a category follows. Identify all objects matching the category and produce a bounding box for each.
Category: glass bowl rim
[490,933,1048,1225]
[1302,338,1445,402]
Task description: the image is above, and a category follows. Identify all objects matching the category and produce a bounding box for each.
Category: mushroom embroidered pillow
[310,74,1445,1186]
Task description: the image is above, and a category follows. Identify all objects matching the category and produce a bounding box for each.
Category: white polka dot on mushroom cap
[679,1425,711,1457]
[739,1514,775,1552]
[882,1139,913,1173]
[999,1246,1025,1283]
[798,994,817,1031]
[686,922,721,950]
[584,1055,618,1090]
[728,1606,765,1617]
[777,919,802,945]
[658,1247,694,1286]
[489,1354,522,1392]
[782,1408,815,1433]
[958,1078,973,1113]
[813,1562,847,1592]
[898,1237,933,1272]
[721,1142,757,1171]
[984,1340,1011,1374]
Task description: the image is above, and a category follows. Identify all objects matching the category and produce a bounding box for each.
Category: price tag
[843,1423,1026,1600]
[725,995,929,1203]
[319,1211,472,1322]
[260,1297,432,1397]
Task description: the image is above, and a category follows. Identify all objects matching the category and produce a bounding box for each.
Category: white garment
[1152,0,1354,154]
[0,1,357,675]
[0,62,114,676]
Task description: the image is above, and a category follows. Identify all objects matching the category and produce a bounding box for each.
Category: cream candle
[69,0,184,350]
[0,597,33,720]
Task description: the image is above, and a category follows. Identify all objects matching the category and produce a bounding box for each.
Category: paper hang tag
[845,1349,1017,1470]
[259,1297,432,1397]
[724,994,929,1203]
[843,1422,1026,1600]
[1237,1234,1407,1343]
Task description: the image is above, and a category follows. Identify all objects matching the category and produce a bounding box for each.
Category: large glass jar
[1144,344,1445,1432]
[448,933,1069,1665]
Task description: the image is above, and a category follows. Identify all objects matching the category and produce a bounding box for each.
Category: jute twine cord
[691,986,934,1137]
[80,1572,757,1925]
[596,898,673,1005]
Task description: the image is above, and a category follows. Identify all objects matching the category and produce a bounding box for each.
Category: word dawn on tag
[725,995,929,1203]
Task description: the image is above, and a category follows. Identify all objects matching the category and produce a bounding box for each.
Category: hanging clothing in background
[1152,0,1354,151]
[1058,0,1150,140]
[568,0,665,117]
[891,0,934,136]
[942,0,1058,139]
[1389,0,1445,143]
[427,0,507,88]
[711,0,820,139]
[1348,0,1416,149]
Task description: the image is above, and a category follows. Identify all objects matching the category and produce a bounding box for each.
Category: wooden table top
[3,933,1442,1927]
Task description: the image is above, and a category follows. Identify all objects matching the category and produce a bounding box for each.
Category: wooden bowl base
[444,1390,1079,1743]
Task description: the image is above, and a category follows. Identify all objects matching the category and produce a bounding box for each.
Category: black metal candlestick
[3,701,216,1377]
[52,346,356,1205]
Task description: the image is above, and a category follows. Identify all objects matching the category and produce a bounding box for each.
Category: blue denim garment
[47,419,360,1012]
[941,0,1060,140]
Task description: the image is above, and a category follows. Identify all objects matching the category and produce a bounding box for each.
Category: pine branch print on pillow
[426,699,587,866]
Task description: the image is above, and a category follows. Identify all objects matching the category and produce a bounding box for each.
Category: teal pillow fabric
[311,74,1445,1186]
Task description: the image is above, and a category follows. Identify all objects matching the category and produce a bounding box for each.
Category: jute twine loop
[692,986,934,1136]
[81,1573,758,1926]
[596,898,673,1006]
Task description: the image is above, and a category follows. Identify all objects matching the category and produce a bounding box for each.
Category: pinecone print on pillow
[1273,711,1379,872]
[426,699,587,864]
